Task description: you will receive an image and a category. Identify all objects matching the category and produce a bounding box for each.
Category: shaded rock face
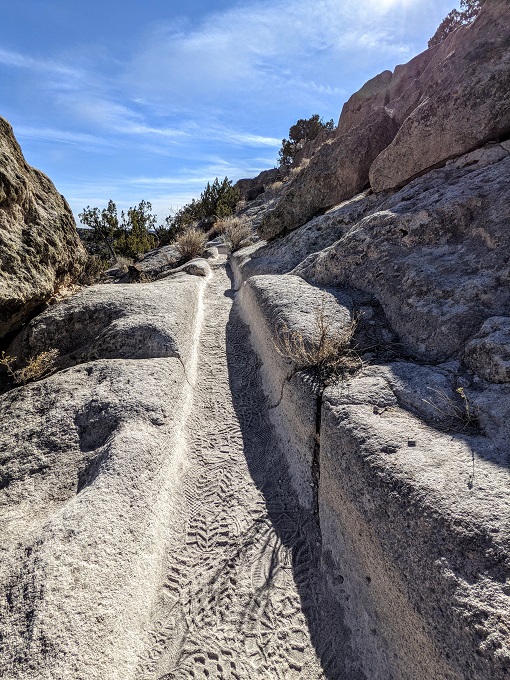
[0,117,86,340]
[235,168,283,202]
[370,0,510,191]
[258,108,398,240]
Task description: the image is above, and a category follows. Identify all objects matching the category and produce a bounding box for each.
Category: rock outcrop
[258,0,510,240]
[231,4,510,676]
[0,271,207,678]
[0,117,86,340]
[369,0,510,191]
[296,143,510,361]
[258,108,398,239]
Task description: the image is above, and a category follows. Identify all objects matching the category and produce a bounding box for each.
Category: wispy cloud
[128,0,414,114]
[15,125,112,148]
[0,47,83,78]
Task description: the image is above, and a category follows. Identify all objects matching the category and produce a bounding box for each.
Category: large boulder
[295,143,510,362]
[369,0,510,191]
[0,272,205,678]
[0,117,86,340]
[258,108,398,240]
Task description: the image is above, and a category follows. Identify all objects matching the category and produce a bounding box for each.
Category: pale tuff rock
[231,190,382,286]
[0,117,86,340]
[295,144,510,361]
[9,274,201,369]
[0,273,205,679]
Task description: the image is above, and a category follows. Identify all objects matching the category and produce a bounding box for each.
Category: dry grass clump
[115,255,134,271]
[275,300,361,389]
[216,215,252,252]
[174,227,207,261]
[0,349,59,385]
[422,386,479,430]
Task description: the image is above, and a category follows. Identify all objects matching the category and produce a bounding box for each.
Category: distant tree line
[428,0,485,48]
[79,176,239,261]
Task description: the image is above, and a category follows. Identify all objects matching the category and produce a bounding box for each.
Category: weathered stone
[0,117,86,340]
[231,191,383,288]
[258,108,398,240]
[370,0,510,191]
[239,274,352,508]
[156,257,211,280]
[238,272,510,680]
[0,272,206,678]
[465,316,510,383]
[9,274,200,369]
[134,244,180,278]
[296,144,510,361]
[320,370,510,680]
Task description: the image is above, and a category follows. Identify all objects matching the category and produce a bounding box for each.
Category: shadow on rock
[225,271,365,680]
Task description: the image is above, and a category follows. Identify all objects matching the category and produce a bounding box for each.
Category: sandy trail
[136,259,360,680]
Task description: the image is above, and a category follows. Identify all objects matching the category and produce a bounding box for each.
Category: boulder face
[295,143,510,362]
[258,108,398,240]
[369,0,510,191]
[0,117,86,340]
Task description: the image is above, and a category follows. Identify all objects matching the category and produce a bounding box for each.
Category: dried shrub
[274,299,361,389]
[422,387,479,430]
[0,349,59,385]
[174,227,207,261]
[216,215,252,252]
[78,255,110,285]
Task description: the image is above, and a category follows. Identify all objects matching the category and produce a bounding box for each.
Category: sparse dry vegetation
[216,215,252,252]
[78,254,110,285]
[174,227,207,261]
[274,299,362,388]
[0,349,59,385]
[422,386,480,430]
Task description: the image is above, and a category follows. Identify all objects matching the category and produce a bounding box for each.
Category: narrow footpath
[136,259,361,680]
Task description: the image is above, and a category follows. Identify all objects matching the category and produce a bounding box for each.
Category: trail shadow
[225,269,366,679]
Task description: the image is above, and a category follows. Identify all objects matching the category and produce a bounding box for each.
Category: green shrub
[278,114,334,167]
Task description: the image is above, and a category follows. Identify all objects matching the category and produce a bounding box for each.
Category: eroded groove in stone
[136,262,360,680]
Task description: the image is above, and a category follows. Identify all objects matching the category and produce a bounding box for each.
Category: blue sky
[0,0,459,225]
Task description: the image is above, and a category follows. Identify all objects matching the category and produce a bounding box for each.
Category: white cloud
[127,0,414,110]
[0,47,83,79]
[15,125,112,148]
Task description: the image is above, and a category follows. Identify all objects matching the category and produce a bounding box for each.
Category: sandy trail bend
[137,259,359,680]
